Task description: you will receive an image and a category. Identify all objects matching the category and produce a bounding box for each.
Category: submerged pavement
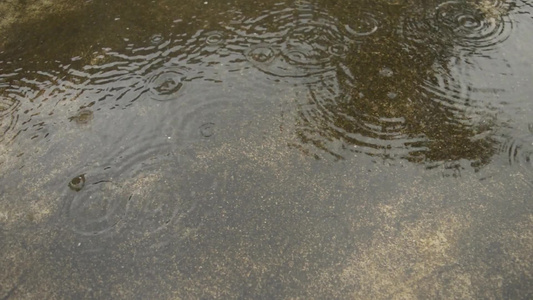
[1,0,532,299]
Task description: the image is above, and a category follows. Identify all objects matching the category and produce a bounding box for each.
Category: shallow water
[1,0,532,298]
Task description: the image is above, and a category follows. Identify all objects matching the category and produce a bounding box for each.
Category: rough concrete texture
[2,101,532,298]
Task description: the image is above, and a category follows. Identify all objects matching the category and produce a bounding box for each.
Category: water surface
[1,0,532,298]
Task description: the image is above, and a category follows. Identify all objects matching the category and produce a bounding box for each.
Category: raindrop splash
[344,12,379,37]
[205,31,225,46]
[146,67,189,101]
[150,34,164,46]
[245,44,278,65]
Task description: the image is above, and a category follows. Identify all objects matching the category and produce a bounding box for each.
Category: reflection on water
[0,0,527,218]
[499,132,533,187]
[0,0,532,298]
[0,0,517,168]
[219,0,506,166]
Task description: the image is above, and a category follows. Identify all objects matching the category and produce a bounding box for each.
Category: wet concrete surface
[1,0,532,299]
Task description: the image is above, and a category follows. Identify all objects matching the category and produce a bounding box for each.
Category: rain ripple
[204,31,226,47]
[500,133,533,186]
[420,66,480,115]
[295,76,429,161]
[0,74,22,142]
[227,2,379,83]
[64,167,129,236]
[436,0,513,52]
[343,12,380,37]
[62,132,196,253]
[144,66,189,102]
[0,70,59,146]
[402,0,513,54]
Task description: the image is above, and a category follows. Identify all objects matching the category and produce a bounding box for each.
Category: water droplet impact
[205,31,225,46]
[245,44,277,64]
[458,15,480,29]
[146,68,188,102]
[68,174,86,192]
[344,12,379,37]
[199,122,215,137]
[328,44,348,57]
[150,34,164,45]
[284,49,309,65]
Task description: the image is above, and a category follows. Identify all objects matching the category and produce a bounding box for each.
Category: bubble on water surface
[283,20,351,69]
[68,174,86,192]
[245,44,334,80]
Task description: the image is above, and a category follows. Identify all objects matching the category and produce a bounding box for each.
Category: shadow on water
[1,0,532,299]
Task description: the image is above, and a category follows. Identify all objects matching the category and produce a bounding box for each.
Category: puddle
[1,0,532,298]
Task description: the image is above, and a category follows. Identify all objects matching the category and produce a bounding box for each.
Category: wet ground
[1,0,532,299]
